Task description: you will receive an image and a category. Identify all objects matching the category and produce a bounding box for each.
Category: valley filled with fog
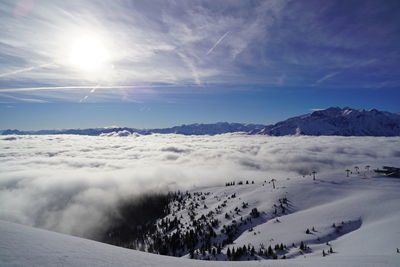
[1,134,399,240]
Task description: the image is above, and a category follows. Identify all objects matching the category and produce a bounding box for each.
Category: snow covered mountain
[147,122,265,135]
[251,107,400,136]
[1,122,264,136]
[2,107,399,136]
[2,171,400,266]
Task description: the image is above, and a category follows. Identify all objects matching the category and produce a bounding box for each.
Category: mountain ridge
[251,107,400,136]
[1,107,399,136]
[0,122,264,136]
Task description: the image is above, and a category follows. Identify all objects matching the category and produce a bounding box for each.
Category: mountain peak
[253,107,400,136]
[2,107,398,137]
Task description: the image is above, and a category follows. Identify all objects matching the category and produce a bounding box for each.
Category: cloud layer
[0,134,399,238]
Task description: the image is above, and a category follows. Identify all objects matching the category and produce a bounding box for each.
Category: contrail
[206,31,230,55]
[0,63,55,78]
[79,95,89,102]
[0,93,48,103]
[0,84,193,93]
[80,84,100,102]
[313,71,340,85]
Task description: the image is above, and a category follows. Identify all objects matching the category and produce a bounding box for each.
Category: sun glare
[67,35,111,72]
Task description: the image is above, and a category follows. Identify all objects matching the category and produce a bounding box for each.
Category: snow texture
[1,171,400,266]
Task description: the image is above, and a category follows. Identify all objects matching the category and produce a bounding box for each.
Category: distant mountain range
[2,107,399,136]
[0,122,264,136]
[250,107,400,136]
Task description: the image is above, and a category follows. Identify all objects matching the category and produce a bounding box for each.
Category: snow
[252,107,400,136]
[1,173,400,266]
[230,175,400,257]
[1,134,400,266]
[153,172,400,260]
[100,130,140,137]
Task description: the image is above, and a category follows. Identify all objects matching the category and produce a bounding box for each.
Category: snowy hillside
[1,172,400,266]
[251,107,400,136]
[104,171,400,262]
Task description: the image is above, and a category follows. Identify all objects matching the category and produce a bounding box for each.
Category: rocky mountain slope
[251,107,400,136]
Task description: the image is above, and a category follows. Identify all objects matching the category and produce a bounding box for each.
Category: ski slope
[1,172,399,266]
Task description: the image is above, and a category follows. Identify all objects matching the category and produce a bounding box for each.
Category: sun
[67,35,111,72]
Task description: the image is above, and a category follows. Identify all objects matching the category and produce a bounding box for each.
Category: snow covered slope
[1,173,399,266]
[251,107,400,136]
[126,172,400,262]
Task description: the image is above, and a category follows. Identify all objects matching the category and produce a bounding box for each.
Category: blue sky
[0,0,399,130]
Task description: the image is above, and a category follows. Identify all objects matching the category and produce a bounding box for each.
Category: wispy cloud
[0,0,398,102]
[0,1,290,100]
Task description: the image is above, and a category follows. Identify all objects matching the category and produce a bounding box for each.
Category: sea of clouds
[0,133,399,239]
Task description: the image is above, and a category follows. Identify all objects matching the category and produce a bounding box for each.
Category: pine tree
[268,245,273,256]
[189,248,195,259]
[251,246,255,256]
